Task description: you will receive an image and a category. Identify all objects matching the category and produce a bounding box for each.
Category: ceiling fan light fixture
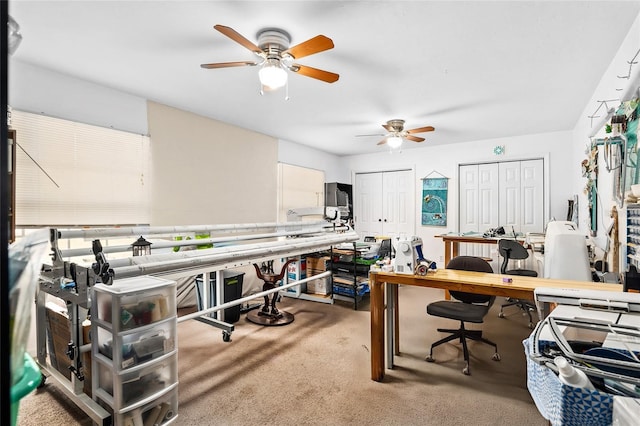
[387,136,403,149]
[8,15,22,55]
[259,58,288,89]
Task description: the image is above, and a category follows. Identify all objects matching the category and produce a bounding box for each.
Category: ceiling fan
[200,25,339,90]
[358,119,435,148]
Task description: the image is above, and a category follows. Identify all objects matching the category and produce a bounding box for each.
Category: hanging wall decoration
[421,171,448,226]
[582,145,598,236]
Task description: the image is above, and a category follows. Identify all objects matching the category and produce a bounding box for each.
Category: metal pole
[177,271,331,323]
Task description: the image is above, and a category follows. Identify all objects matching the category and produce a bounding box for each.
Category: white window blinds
[277,163,325,222]
[11,110,151,226]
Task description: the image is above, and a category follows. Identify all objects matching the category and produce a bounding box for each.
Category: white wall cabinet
[354,170,414,240]
[92,276,179,426]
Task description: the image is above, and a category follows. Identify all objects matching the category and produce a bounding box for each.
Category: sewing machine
[393,236,429,274]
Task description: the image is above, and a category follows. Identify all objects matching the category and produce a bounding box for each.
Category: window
[11,110,151,226]
[277,163,325,222]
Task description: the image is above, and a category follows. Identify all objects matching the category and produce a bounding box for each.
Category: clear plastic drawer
[117,388,178,426]
[96,353,178,408]
[94,277,176,331]
[95,321,176,369]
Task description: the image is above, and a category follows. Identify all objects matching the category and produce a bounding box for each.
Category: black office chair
[425,256,500,375]
[497,239,538,328]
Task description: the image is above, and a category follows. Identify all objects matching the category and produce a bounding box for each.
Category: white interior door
[498,159,544,234]
[382,170,414,240]
[520,159,544,234]
[459,164,498,258]
[478,163,500,232]
[354,170,415,240]
[499,161,521,234]
[459,164,480,234]
[354,172,384,238]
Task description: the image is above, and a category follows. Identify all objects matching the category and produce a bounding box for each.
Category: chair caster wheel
[463,366,470,375]
[222,331,232,342]
[528,322,534,329]
[492,353,501,361]
[498,312,505,318]
[425,356,435,363]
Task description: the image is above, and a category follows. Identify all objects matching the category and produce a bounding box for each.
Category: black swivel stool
[497,239,538,328]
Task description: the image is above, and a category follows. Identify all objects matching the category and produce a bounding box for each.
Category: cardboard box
[306,269,331,295]
[306,256,331,272]
[45,302,92,397]
[286,258,307,293]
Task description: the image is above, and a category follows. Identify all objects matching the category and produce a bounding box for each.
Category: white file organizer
[526,288,640,426]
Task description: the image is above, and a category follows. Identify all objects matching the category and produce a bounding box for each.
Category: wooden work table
[368,269,622,382]
[436,233,515,265]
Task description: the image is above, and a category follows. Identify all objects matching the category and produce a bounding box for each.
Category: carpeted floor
[18,285,547,425]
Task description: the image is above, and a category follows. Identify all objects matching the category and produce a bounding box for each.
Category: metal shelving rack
[331,242,370,310]
[626,203,640,271]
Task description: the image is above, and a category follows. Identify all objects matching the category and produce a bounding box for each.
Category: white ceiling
[9,1,640,156]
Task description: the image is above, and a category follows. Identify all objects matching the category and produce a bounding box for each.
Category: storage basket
[524,337,614,426]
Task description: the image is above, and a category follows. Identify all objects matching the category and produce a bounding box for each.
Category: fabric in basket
[524,338,613,426]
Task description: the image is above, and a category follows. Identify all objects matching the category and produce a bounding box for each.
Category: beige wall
[147,101,278,225]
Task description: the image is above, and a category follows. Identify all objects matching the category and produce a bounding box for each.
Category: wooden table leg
[444,240,452,266]
[370,274,385,381]
[444,241,459,300]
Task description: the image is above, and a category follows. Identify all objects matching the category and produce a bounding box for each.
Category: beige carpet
[18,285,547,425]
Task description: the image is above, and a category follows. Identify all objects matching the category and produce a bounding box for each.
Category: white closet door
[459,165,480,234]
[458,163,498,257]
[520,159,544,234]
[478,163,500,231]
[498,159,544,234]
[499,161,521,234]
[382,169,414,240]
[354,172,384,238]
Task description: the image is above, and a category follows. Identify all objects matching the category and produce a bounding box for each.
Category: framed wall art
[421,171,448,226]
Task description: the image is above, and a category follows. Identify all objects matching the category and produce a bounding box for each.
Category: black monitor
[378,238,392,258]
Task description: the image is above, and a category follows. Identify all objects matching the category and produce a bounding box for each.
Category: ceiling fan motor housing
[256,28,291,58]
[387,119,405,133]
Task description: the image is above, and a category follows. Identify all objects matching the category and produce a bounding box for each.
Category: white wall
[278,139,348,183]
[570,11,640,259]
[9,60,342,207]
[342,131,574,263]
[9,60,148,135]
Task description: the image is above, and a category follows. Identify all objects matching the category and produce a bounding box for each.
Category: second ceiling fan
[201,24,339,90]
[359,119,435,147]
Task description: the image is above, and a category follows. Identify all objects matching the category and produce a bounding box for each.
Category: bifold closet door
[354,170,414,240]
[354,172,384,238]
[458,163,499,258]
[498,159,544,235]
[381,170,413,240]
